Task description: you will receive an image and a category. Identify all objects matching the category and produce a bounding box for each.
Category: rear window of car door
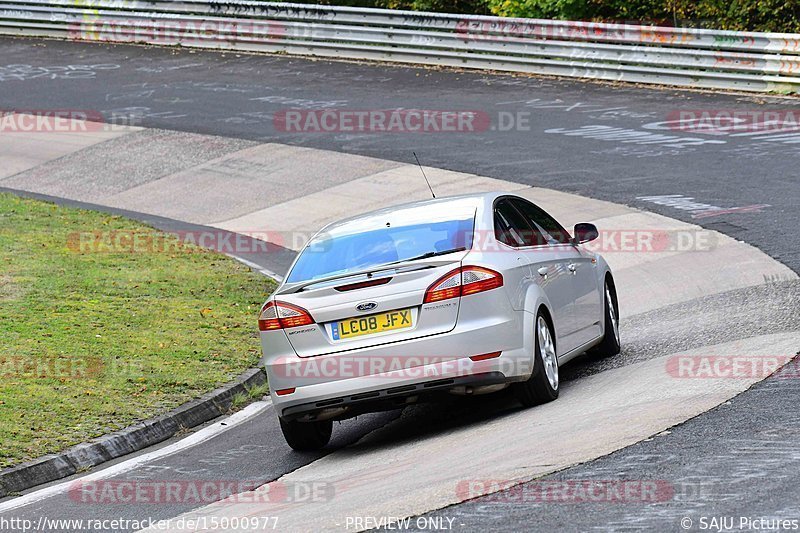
[510,198,572,245]
[494,199,546,247]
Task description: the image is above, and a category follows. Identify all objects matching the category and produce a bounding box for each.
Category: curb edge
[0,367,266,498]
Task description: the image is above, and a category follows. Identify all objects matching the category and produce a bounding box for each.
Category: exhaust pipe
[300,406,349,421]
[448,383,508,396]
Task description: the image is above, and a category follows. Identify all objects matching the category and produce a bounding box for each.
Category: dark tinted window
[494,199,545,247]
[511,198,572,245]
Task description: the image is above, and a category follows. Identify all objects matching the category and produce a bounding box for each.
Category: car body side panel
[523,245,582,354]
[567,246,605,348]
[591,255,614,342]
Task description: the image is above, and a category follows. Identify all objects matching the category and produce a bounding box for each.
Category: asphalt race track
[0,36,799,532]
[1,38,798,272]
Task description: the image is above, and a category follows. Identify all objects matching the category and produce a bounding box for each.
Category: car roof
[319,191,510,234]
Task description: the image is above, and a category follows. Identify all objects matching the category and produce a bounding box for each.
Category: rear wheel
[589,279,621,358]
[279,418,332,451]
[514,312,559,407]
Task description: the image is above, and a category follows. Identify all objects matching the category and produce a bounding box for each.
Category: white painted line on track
[227,253,284,282]
[0,399,273,513]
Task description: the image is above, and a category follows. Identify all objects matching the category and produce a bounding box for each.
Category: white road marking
[0,399,272,513]
[226,253,284,282]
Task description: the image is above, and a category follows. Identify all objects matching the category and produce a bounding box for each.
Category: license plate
[331,308,413,340]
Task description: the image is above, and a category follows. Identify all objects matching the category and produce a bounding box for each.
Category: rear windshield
[286,203,476,284]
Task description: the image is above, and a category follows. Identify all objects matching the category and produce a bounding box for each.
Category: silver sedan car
[259,192,620,450]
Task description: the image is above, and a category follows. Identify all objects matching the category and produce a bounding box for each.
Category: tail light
[424,266,503,303]
[258,301,314,331]
[470,351,502,361]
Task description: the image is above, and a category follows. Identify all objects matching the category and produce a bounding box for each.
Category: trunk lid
[275,256,465,358]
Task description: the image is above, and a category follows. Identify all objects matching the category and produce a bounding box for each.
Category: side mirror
[573,223,599,244]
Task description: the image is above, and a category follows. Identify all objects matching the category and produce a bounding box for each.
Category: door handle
[537,267,549,277]
[568,263,577,273]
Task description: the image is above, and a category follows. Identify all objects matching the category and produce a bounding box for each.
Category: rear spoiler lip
[276,251,470,295]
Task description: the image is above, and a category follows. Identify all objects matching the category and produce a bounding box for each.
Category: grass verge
[0,193,275,468]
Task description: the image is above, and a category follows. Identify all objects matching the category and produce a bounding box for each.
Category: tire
[279,417,332,451]
[589,279,621,358]
[514,311,559,407]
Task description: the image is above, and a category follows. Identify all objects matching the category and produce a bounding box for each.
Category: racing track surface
[1,38,798,273]
[0,37,799,532]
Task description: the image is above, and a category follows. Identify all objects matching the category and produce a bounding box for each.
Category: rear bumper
[280,371,516,421]
[264,307,534,419]
[262,280,537,419]
[269,353,530,420]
